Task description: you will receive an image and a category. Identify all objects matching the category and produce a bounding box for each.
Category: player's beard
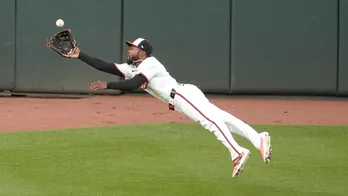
[126,56,135,65]
[127,51,141,65]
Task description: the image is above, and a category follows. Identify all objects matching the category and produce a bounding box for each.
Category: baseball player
[62,37,272,178]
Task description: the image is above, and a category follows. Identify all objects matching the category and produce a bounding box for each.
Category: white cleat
[259,132,272,164]
[232,149,251,178]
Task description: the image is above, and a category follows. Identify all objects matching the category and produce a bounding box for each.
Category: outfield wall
[0,0,346,96]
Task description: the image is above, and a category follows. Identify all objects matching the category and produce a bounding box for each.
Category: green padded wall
[3,0,345,96]
[14,0,123,94]
[123,0,231,93]
[338,0,348,95]
[230,0,338,95]
[0,0,15,90]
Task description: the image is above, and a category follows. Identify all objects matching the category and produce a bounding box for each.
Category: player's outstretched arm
[78,52,124,77]
[90,74,147,92]
[68,47,123,77]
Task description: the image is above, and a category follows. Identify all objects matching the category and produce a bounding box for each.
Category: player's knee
[198,117,223,131]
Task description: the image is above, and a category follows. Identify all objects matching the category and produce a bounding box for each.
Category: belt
[168,88,176,110]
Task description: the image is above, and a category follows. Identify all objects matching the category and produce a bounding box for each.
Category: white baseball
[56,19,64,27]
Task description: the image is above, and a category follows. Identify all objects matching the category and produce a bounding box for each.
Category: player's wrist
[77,51,84,59]
[106,82,112,89]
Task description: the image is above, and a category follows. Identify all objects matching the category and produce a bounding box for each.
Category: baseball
[56,19,64,27]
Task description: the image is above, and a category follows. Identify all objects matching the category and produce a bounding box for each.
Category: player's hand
[90,81,107,91]
[65,47,80,58]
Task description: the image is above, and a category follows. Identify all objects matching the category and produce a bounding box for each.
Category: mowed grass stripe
[0,124,347,196]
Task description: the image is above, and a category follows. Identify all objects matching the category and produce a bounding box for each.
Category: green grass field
[0,123,347,196]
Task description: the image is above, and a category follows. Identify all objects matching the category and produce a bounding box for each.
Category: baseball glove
[47,29,78,58]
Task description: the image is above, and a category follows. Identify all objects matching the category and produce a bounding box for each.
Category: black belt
[169,88,176,110]
[170,88,176,99]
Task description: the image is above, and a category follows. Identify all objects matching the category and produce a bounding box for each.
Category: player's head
[125,38,153,65]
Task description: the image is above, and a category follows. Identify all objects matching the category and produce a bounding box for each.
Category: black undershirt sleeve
[78,52,123,77]
[106,74,147,91]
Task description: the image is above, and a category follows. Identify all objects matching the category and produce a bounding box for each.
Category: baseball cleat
[259,132,272,164]
[232,149,251,178]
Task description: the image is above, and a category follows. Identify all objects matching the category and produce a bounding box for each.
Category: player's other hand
[90,81,107,91]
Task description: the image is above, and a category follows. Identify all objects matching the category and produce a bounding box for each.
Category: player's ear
[139,50,147,58]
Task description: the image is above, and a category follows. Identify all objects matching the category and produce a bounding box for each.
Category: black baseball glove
[47,29,78,58]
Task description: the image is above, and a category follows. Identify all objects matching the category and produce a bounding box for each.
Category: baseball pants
[169,84,261,161]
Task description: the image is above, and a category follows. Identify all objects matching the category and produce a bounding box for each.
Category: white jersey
[114,56,179,103]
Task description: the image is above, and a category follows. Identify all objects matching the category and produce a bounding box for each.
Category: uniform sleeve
[113,63,133,80]
[106,74,147,91]
[78,52,124,77]
[136,64,159,82]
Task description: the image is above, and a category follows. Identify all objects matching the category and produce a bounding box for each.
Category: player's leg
[210,104,261,148]
[210,103,272,164]
[172,85,251,178]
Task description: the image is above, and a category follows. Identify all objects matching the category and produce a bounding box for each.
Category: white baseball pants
[169,84,261,161]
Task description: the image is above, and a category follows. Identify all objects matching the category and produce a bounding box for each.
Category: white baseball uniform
[114,56,262,161]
